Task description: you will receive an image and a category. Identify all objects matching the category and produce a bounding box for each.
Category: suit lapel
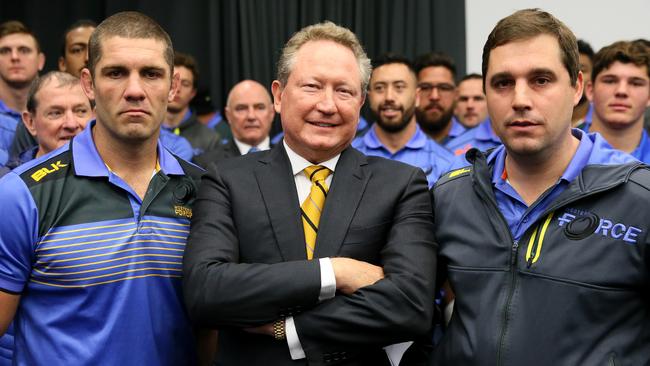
[228,137,242,157]
[254,144,306,261]
[314,147,370,258]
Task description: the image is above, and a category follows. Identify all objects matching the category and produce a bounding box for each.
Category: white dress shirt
[282,140,339,360]
[234,136,271,154]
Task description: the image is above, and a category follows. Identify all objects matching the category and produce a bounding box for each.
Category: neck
[504,131,580,206]
[374,119,417,154]
[164,106,189,129]
[571,101,589,126]
[0,81,29,112]
[589,117,643,153]
[92,122,159,198]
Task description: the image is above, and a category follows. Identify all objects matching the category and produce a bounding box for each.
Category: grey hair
[26,71,83,113]
[276,21,371,94]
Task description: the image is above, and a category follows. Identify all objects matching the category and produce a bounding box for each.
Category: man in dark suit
[193,79,275,168]
[183,21,436,366]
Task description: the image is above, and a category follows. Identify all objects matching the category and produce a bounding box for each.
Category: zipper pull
[511,240,519,265]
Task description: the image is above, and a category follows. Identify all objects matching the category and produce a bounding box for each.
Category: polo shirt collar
[363,123,427,150]
[72,120,185,177]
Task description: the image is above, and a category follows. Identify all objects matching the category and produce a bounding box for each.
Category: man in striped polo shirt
[0,11,202,365]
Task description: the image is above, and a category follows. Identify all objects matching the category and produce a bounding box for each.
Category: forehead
[291,40,361,85]
[458,78,483,94]
[371,63,414,82]
[97,36,169,70]
[418,66,454,82]
[487,34,565,77]
[231,84,270,105]
[66,26,94,45]
[597,61,649,79]
[0,32,38,48]
[36,82,88,106]
[578,54,592,67]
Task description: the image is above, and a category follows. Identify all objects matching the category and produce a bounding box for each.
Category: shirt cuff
[285,316,306,360]
[318,257,336,301]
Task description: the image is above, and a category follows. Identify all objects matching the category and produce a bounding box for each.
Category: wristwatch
[273,318,286,340]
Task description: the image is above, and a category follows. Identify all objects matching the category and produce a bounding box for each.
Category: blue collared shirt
[352,124,454,186]
[445,118,501,156]
[489,129,636,240]
[0,120,197,365]
[0,100,20,165]
[447,117,467,139]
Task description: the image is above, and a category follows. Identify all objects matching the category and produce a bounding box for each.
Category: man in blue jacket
[432,9,650,365]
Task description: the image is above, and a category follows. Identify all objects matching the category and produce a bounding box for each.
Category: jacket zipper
[473,182,517,366]
[525,212,554,268]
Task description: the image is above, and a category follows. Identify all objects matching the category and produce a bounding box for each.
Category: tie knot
[304,165,331,183]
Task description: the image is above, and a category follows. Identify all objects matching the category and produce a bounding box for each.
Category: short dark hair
[372,53,415,72]
[26,71,83,113]
[459,73,482,83]
[577,39,594,61]
[414,52,457,79]
[482,8,579,87]
[174,52,199,89]
[0,20,40,51]
[592,40,650,81]
[87,11,173,77]
[60,19,97,58]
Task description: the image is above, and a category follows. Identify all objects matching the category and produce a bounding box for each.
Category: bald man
[193,80,275,167]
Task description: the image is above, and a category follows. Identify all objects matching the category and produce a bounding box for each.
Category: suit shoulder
[175,157,205,182]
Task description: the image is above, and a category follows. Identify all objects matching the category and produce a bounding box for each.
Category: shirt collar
[448,117,467,138]
[363,123,427,150]
[234,136,271,154]
[631,129,649,160]
[474,118,501,143]
[283,140,340,176]
[72,120,185,177]
[490,128,593,185]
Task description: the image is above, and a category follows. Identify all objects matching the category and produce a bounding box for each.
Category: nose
[61,110,81,131]
[124,73,146,102]
[614,81,629,98]
[429,87,440,101]
[512,81,532,112]
[245,106,257,121]
[316,88,336,115]
[385,86,396,102]
[10,48,20,60]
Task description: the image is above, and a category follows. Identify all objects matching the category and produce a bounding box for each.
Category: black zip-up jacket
[431,148,650,366]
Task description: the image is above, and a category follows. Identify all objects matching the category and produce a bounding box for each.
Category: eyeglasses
[417,83,456,95]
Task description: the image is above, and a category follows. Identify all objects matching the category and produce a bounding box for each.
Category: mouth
[506,119,541,129]
[609,103,631,112]
[121,109,150,116]
[379,105,402,118]
[307,121,337,128]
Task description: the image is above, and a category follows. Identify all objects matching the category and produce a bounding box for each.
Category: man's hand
[244,322,274,336]
[330,258,384,295]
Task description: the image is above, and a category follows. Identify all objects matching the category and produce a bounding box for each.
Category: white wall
[465,0,650,74]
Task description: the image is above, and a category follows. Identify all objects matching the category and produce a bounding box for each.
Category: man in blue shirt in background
[585,40,650,162]
[353,53,453,185]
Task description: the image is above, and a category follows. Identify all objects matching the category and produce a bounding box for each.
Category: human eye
[70,45,84,54]
[104,68,124,79]
[600,76,617,84]
[337,86,355,97]
[630,78,648,87]
[254,103,267,111]
[438,83,455,92]
[74,107,89,117]
[18,46,32,55]
[418,83,433,93]
[143,69,164,79]
[491,78,513,90]
[458,96,469,102]
[394,82,407,92]
[47,109,63,119]
[0,47,9,55]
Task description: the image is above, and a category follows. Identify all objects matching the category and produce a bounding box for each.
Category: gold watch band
[273,318,286,340]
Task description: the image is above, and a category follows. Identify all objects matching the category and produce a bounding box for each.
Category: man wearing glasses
[414,52,458,144]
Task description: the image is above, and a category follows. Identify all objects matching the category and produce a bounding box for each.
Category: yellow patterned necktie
[301,165,331,260]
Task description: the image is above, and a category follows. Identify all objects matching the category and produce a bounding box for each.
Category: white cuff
[285,316,306,360]
[318,257,336,301]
